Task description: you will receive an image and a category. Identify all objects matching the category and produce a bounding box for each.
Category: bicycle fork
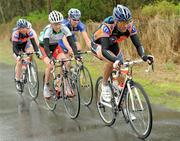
[127,81,144,111]
[27,64,37,84]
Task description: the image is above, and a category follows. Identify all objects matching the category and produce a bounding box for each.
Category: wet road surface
[0,63,180,141]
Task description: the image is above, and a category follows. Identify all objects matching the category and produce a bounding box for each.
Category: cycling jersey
[11,27,38,56]
[93,16,137,44]
[92,16,144,62]
[39,24,78,58]
[62,19,85,41]
[11,27,36,44]
[39,24,72,45]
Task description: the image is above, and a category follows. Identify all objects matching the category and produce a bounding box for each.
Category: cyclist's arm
[43,38,52,58]
[30,38,39,52]
[12,41,19,56]
[62,36,73,52]
[82,31,91,49]
[130,34,145,57]
[66,36,78,55]
[101,37,118,62]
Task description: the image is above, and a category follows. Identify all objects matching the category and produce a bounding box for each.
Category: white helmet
[48,10,64,23]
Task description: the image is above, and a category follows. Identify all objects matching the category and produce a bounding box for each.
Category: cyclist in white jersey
[39,10,79,98]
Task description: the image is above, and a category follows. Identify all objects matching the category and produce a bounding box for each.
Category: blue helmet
[113,5,132,22]
[16,19,29,28]
[68,8,81,20]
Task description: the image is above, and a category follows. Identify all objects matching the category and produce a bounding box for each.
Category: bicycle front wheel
[43,73,57,111]
[27,59,39,100]
[95,76,116,126]
[78,66,93,106]
[63,76,80,119]
[126,81,152,139]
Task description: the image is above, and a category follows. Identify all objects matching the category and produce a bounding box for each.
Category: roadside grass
[1,39,180,111]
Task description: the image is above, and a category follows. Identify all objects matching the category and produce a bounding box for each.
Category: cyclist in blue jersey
[59,8,91,53]
[91,5,154,102]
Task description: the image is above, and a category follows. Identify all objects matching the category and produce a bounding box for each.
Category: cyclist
[12,19,40,92]
[91,5,154,102]
[59,8,91,53]
[39,10,79,98]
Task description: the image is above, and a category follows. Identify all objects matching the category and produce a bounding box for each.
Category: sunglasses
[72,19,80,22]
[52,22,62,26]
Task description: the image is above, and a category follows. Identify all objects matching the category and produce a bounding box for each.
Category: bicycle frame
[20,52,37,83]
[101,59,150,110]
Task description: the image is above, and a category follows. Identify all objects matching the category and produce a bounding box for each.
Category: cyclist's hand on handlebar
[142,55,154,65]
[16,55,21,61]
[49,57,55,65]
[113,60,122,69]
[68,49,73,56]
[35,51,41,59]
[75,54,82,61]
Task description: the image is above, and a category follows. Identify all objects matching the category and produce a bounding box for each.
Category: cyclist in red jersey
[11,19,40,92]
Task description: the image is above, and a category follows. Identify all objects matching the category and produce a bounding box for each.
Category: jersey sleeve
[27,28,35,39]
[77,21,86,32]
[43,27,51,39]
[11,31,19,42]
[129,23,137,36]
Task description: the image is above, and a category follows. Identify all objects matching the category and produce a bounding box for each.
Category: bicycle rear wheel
[95,76,116,126]
[43,73,57,111]
[63,76,80,119]
[126,81,152,139]
[78,66,93,106]
[27,59,39,100]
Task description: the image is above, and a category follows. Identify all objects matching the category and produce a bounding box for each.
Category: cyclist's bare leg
[15,59,22,80]
[43,57,53,85]
[56,53,68,73]
[103,62,113,85]
[95,46,115,85]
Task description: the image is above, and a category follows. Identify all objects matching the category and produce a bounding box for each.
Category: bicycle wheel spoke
[27,60,39,99]
[126,82,152,139]
[79,66,93,106]
[63,76,80,119]
[95,77,116,126]
[43,73,57,111]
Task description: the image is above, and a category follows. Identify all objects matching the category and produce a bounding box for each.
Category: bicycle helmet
[16,19,29,28]
[113,5,132,22]
[48,10,64,23]
[68,8,81,20]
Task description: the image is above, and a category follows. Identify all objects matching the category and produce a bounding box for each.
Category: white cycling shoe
[101,84,112,103]
[43,85,51,98]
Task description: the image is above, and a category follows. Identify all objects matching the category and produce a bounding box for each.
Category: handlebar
[19,51,38,58]
[77,50,92,55]
[120,59,154,72]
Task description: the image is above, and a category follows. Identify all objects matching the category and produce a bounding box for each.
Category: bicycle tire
[63,75,80,119]
[43,73,57,111]
[126,81,153,139]
[27,59,39,100]
[95,76,116,126]
[78,66,93,106]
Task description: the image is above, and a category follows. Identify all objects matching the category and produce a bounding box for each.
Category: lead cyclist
[91,4,154,103]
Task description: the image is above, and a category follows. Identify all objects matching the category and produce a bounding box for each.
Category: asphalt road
[0,63,180,141]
